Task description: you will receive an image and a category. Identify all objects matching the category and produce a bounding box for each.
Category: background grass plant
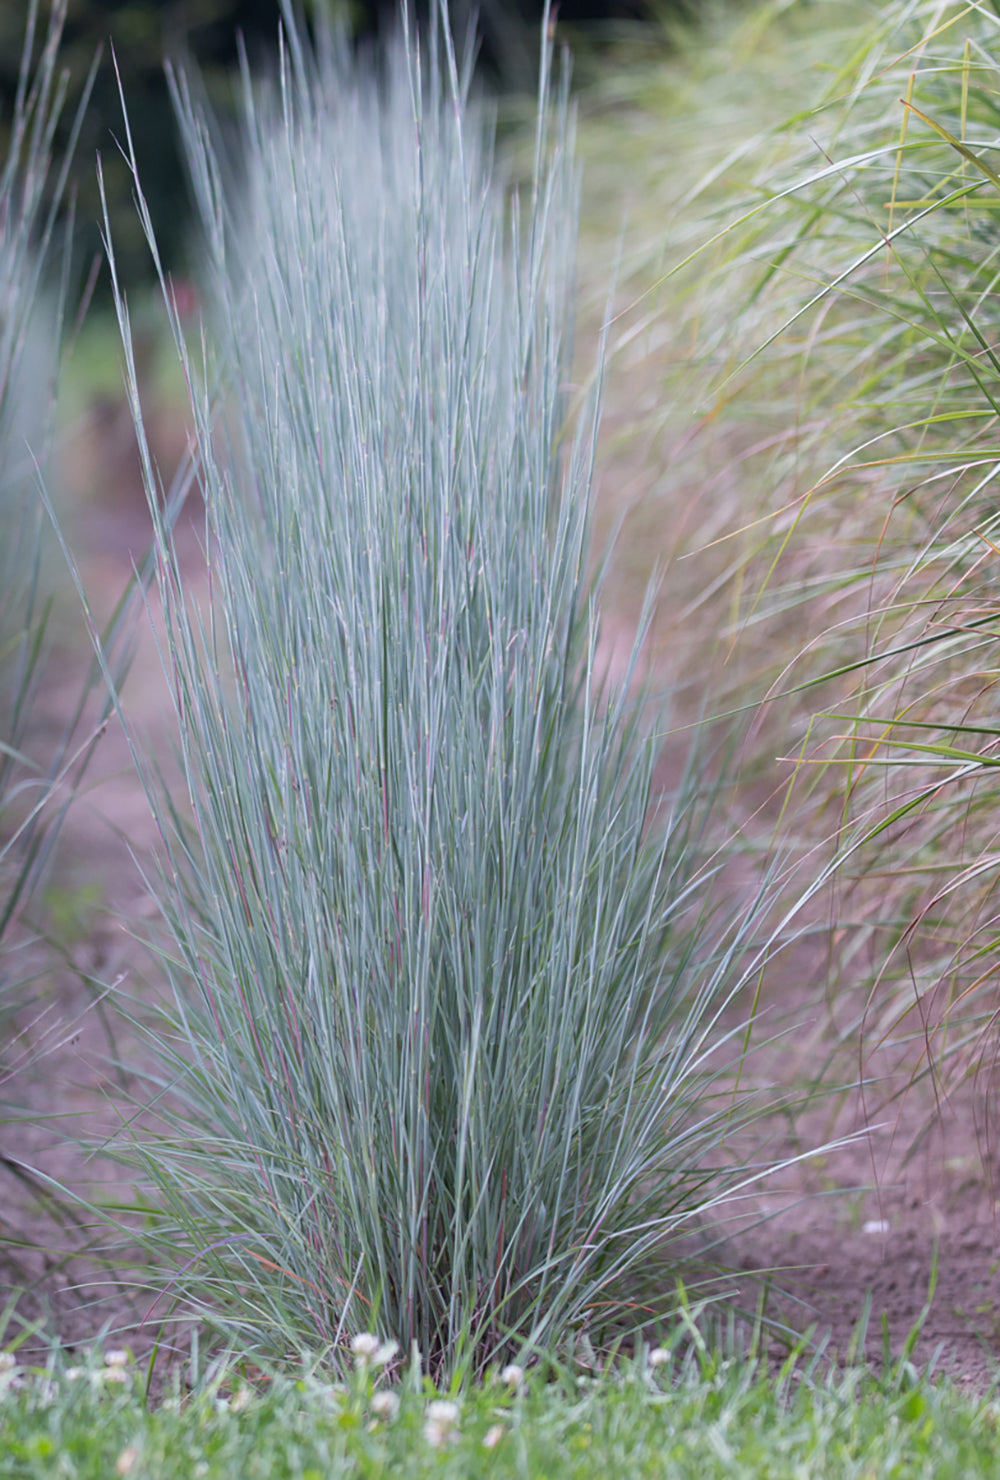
[572,0,875,679]
[89,1,817,1375]
[0,0,94,1085]
[687,0,1000,1095]
[562,0,1000,1112]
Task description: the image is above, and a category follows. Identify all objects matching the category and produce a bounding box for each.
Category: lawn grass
[3,1332,999,1479]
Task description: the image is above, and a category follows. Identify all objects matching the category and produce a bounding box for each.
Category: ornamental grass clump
[106,6,780,1372]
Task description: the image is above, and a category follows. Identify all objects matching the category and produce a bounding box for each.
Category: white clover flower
[229,1386,253,1413]
[500,1363,525,1390]
[350,1332,380,1363]
[350,1332,398,1370]
[115,1446,139,1475]
[102,1365,131,1385]
[483,1424,505,1449]
[0,1353,16,1373]
[104,1349,130,1368]
[65,1367,88,1382]
[648,1347,670,1369]
[427,1399,460,1423]
[424,1397,460,1446]
[370,1389,400,1421]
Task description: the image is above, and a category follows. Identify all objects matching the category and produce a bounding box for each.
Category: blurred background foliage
[0,0,705,296]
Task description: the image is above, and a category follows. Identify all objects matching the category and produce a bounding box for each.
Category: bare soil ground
[3,392,998,1388]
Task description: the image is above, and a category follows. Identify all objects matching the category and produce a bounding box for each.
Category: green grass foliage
[4,1331,1000,1480]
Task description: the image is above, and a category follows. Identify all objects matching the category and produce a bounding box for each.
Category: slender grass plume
[101,2,786,1371]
